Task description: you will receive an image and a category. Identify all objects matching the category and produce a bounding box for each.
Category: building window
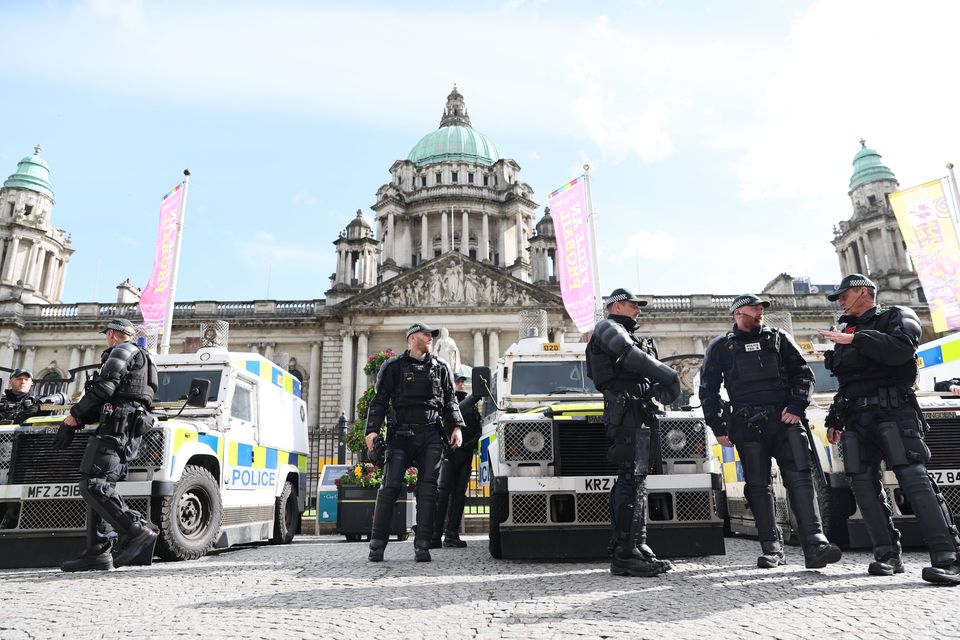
[434,249,441,258]
[483,176,489,186]
[494,253,500,266]
[452,172,458,183]
[397,176,402,187]
[469,248,477,260]
[917,287,926,303]
[468,173,474,184]
[412,254,418,267]
[868,195,877,206]
[23,204,32,217]
[421,176,427,187]
[436,172,442,184]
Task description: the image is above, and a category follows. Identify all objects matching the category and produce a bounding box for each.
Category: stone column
[340,330,354,420]
[441,211,449,253]
[308,342,321,427]
[694,336,705,354]
[73,346,92,396]
[24,242,38,288]
[355,330,369,409]
[497,220,506,266]
[247,342,261,355]
[472,329,484,367]
[515,210,523,263]
[488,330,500,367]
[20,346,36,373]
[555,327,566,345]
[40,251,54,297]
[480,214,490,262]
[421,213,430,262]
[54,259,67,300]
[461,210,469,255]
[3,236,20,282]
[264,342,276,364]
[0,341,14,372]
[387,212,395,262]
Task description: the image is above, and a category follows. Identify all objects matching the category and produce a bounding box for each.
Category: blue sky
[1,0,958,303]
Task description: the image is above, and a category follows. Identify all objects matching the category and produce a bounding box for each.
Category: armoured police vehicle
[478,311,725,560]
[0,323,309,568]
[716,334,960,550]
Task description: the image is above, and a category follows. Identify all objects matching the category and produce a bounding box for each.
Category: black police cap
[730,294,770,314]
[405,322,440,339]
[101,318,136,336]
[605,288,647,308]
[827,273,876,301]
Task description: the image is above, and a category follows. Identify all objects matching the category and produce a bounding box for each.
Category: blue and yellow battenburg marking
[172,427,307,473]
[233,358,302,398]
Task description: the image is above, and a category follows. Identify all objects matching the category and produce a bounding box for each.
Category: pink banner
[139,184,184,329]
[548,178,597,332]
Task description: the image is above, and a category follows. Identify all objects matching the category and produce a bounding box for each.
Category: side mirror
[472,367,492,398]
[187,379,210,407]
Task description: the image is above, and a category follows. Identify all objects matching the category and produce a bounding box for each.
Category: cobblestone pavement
[2,534,959,639]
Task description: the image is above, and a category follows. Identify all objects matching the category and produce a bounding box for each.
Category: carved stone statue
[432,327,461,373]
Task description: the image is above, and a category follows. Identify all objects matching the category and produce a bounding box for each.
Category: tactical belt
[396,422,440,434]
[845,387,910,408]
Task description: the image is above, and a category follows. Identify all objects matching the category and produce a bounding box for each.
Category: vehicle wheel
[396,532,409,542]
[271,481,298,544]
[157,465,223,561]
[489,490,507,559]
[344,533,362,542]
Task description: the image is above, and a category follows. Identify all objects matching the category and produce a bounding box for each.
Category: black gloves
[51,423,75,450]
[654,378,682,407]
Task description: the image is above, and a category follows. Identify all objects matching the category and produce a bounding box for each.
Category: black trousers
[78,431,144,552]
[433,447,473,538]
[371,430,443,546]
[730,409,827,548]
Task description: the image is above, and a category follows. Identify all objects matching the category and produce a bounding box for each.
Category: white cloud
[611,230,679,263]
[256,231,275,242]
[291,191,320,208]
[530,151,540,161]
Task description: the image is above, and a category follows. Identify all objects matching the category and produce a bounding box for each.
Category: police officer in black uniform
[586,288,681,577]
[701,294,841,569]
[430,373,483,549]
[53,318,159,572]
[0,369,40,423]
[820,274,960,585]
[365,322,465,562]
[933,378,960,394]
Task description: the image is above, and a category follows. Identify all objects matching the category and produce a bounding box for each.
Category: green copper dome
[849,139,896,190]
[407,87,501,167]
[3,145,54,200]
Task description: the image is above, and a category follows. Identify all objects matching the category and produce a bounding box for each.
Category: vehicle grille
[575,492,609,524]
[9,429,165,485]
[11,430,92,484]
[556,422,616,476]
[658,418,708,461]
[499,420,553,462]
[15,496,151,531]
[926,416,960,469]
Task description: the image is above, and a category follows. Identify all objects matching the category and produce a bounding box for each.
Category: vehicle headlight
[523,431,546,454]
[665,428,687,452]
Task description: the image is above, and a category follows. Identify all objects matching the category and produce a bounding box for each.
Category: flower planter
[336,484,414,542]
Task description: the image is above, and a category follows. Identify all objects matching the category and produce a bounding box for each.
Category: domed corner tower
[831,139,919,304]
[529,207,559,288]
[372,86,539,283]
[326,209,380,304]
[0,146,73,304]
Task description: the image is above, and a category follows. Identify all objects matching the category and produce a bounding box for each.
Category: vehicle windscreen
[155,370,223,404]
[511,361,597,395]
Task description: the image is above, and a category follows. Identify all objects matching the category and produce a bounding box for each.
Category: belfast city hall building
[0,88,932,432]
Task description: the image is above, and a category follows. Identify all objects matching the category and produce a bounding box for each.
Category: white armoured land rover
[0,323,309,568]
[478,312,725,560]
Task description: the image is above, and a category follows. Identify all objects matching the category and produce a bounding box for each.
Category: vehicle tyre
[489,489,507,559]
[157,465,223,561]
[396,532,409,542]
[271,480,298,544]
[344,533,362,542]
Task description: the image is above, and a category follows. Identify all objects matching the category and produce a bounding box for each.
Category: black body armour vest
[112,343,158,404]
[723,327,789,405]
[586,328,657,393]
[391,357,443,421]
[828,307,918,397]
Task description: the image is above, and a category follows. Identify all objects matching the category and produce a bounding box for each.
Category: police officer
[430,373,483,549]
[701,294,841,569]
[0,369,40,423]
[365,322,465,562]
[820,274,960,585]
[585,288,681,577]
[53,318,159,572]
[933,378,960,394]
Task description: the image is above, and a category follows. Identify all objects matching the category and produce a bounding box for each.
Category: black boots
[414,546,432,562]
[868,555,905,576]
[757,541,785,569]
[368,539,387,562]
[638,542,672,573]
[921,552,960,586]
[610,535,663,577]
[803,542,842,569]
[112,525,158,568]
[443,533,467,548]
[61,547,113,572]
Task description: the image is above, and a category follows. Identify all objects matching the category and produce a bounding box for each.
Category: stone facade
[0,100,937,430]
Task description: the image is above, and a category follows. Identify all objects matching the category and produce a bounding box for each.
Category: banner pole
[159,169,191,355]
[947,163,960,225]
[583,163,603,318]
